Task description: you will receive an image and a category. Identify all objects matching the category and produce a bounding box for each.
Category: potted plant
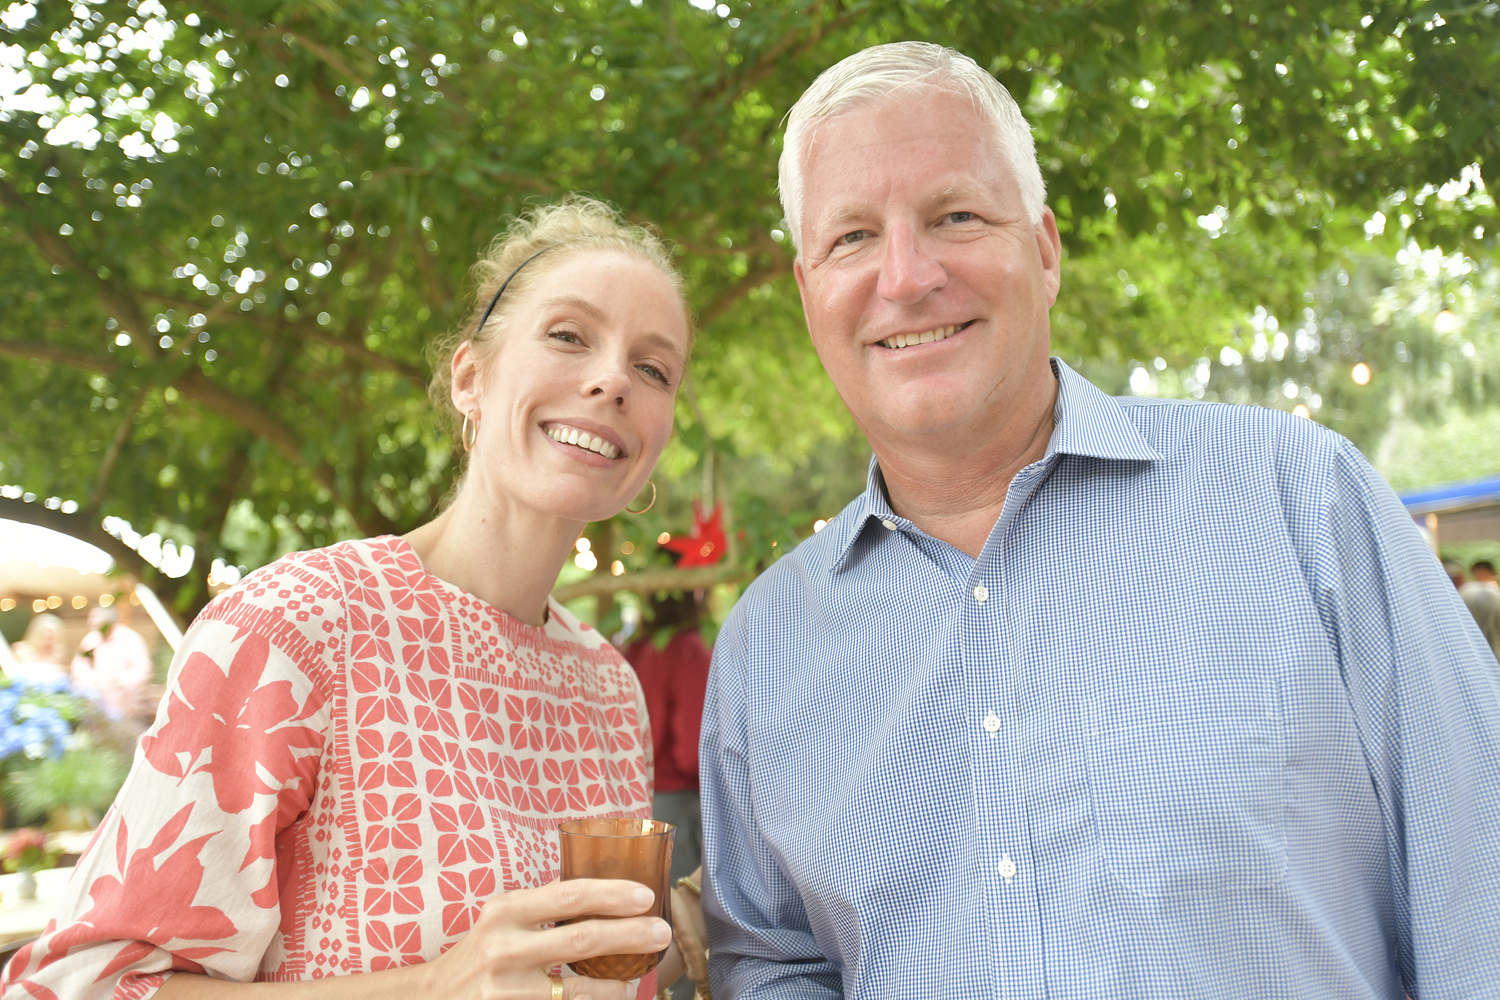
[2,827,61,901]
[5,742,130,831]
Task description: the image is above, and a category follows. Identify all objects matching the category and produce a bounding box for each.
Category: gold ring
[676,875,701,896]
[550,973,565,999]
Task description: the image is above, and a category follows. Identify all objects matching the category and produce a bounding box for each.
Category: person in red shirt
[623,589,711,885]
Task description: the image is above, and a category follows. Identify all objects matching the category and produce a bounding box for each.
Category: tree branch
[0,496,153,582]
[551,563,742,602]
[170,370,337,496]
[0,337,120,375]
[696,259,792,328]
[0,176,157,355]
[304,328,427,385]
[88,383,151,516]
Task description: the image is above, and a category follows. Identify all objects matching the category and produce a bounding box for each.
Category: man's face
[793,88,1061,448]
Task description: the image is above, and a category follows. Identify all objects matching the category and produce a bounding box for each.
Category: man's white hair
[778,41,1046,254]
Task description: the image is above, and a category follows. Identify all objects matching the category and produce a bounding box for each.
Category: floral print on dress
[3,536,654,999]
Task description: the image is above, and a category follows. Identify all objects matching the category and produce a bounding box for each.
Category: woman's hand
[419,877,672,1000]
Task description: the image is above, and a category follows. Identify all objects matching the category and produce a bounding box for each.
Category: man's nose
[876,224,946,305]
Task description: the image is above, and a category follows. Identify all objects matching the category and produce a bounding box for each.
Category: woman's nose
[586,360,631,405]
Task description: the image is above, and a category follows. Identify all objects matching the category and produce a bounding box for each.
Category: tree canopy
[1,0,1496,622]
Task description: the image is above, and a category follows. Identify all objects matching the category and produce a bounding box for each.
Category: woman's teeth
[880,324,962,350]
[546,424,620,459]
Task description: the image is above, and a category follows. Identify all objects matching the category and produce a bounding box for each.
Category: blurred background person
[7,613,69,684]
[1460,582,1500,663]
[71,604,154,728]
[624,588,711,884]
[1470,560,1497,587]
[1444,559,1467,588]
[623,587,711,1000]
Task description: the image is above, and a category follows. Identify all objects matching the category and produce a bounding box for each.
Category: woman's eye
[638,363,671,386]
[548,329,582,344]
[836,229,868,246]
[945,211,976,224]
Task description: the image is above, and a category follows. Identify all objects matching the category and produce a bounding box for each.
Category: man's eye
[837,230,868,246]
[946,211,976,224]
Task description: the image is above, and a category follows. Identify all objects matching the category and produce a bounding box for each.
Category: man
[1472,559,1497,586]
[700,41,1500,998]
[70,603,154,726]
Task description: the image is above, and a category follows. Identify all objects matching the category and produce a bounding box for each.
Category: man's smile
[875,319,976,351]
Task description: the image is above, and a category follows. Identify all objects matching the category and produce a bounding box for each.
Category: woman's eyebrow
[638,332,686,364]
[538,294,608,321]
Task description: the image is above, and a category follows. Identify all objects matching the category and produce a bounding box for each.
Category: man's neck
[874,373,1058,559]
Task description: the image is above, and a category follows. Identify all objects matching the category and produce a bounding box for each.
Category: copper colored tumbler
[558,817,675,981]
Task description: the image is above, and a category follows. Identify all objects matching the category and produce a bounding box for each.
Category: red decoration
[661,501,728,566]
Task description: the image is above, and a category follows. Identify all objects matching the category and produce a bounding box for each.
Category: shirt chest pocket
[1085,713,1287,899]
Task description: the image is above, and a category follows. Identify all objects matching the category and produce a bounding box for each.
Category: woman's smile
[541,419,626,462]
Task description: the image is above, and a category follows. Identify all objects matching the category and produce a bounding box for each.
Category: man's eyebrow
[930,182,987,204]
[810,184,993,235]
[808,204,870,235]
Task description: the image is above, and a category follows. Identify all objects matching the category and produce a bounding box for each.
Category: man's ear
[1036,207,1063,309]
[793,257,814,341]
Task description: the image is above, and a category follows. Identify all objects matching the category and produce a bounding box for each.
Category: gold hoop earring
[625,480,656,515]
[461,411,478,453]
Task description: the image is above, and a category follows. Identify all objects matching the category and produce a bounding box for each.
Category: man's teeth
[546,425,620,459]
[880,324,961,350]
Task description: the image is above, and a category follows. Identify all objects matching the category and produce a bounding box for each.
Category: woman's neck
[403,480,582,628]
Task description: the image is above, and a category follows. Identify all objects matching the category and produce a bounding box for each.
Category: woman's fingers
[519,914,672,969]
[499,878,657,928]
[560,975,639,1000]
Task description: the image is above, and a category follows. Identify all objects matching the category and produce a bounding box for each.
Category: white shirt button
[982,713,1001,734]
[998,854,1017,881]
[881,519,897,530]
[973,584,988,603]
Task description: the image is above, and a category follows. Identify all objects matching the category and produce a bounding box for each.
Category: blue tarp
[1400,474,1500,515]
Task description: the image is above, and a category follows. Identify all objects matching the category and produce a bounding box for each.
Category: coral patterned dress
[2,537,656,999]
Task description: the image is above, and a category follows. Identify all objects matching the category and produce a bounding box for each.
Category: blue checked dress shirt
[700,359,1500,999]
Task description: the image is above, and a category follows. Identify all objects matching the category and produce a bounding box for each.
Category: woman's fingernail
[652,919,672,944]
[633,886,654,908]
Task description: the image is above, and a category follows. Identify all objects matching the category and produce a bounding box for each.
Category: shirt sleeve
[1314,440,1500,998]
[701,611,843,999]
[2,580,334,1000]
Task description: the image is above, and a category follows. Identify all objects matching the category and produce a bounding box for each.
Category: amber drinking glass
[558,817,675,981]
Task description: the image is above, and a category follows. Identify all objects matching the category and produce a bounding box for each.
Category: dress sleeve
[700,613,843,999]
[2,566,336,1000]
[1314,440,1500,998]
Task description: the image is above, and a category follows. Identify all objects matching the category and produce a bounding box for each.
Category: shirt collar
[829,357,1162,573]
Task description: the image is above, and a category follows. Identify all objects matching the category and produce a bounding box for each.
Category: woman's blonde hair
[428,195,688,436]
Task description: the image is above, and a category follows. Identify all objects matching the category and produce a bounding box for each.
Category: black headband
[473,246,552,336]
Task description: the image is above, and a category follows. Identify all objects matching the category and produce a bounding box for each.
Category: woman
[7,613,69,684]
[3,197,695,1000]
